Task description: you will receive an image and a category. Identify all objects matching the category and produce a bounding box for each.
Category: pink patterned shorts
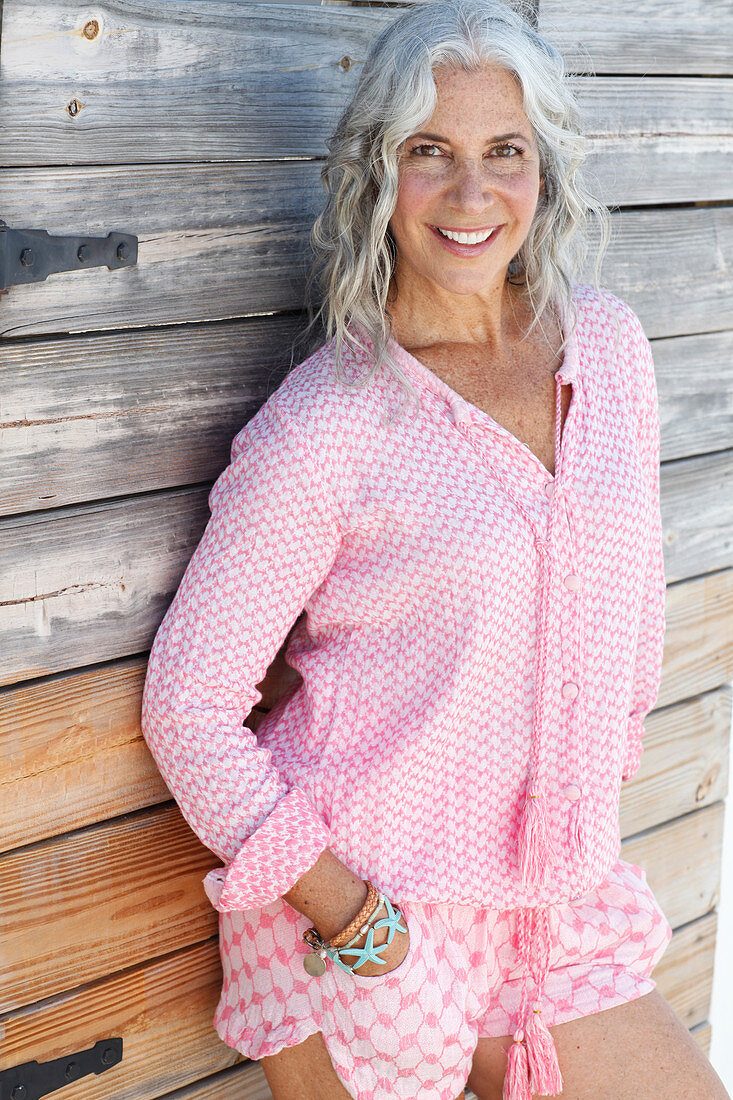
[213,857,672,1099]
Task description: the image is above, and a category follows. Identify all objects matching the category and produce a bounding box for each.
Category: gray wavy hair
[294,0,611,410]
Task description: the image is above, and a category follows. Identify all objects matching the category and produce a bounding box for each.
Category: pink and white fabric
[214,858,672,1099]
[141,281,666,1097]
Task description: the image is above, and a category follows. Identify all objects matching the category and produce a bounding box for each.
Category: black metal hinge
[0,220,137,290]
[0,1039,122,1100]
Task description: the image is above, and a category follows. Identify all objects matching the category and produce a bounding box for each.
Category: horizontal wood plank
[156,1061,271,1100]
[651,911,718,1030]
[1,1,731,162]
[539,0,733,75]
[0,794,722,1014]
[661,450,733,584]
[1,166,732,338]
[2,320,731,515]
[653,328,733,464]
[659,569,733,710]
[0,805,218,1014]
[0,658,169,852]
[0,939,240,1097]
[621,802,724,930]
[2,450,732,685]
[0,317,299,515]
[0,487,211,686]
[619,686,731,837]
[362,0,733,74]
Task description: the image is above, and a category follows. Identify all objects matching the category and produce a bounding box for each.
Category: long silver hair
[294,0,611,410]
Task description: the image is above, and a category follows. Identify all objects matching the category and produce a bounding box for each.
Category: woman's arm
[621,314,667,782]
[141,397,341,911]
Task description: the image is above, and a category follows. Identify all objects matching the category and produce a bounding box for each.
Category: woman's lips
[429,224,503,256]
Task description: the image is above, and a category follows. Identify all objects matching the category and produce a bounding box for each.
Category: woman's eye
[411,143,443,157]
[492,143,522,158]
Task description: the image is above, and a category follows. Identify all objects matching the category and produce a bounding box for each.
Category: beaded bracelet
[302,893,408,977]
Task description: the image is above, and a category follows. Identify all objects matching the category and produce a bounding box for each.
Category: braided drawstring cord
[503,906,563,1099]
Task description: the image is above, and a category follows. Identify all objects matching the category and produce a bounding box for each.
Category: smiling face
[388,61,544,304]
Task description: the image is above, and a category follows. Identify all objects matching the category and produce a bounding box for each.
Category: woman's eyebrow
[410,130,531,144]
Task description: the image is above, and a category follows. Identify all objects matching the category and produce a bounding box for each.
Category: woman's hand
[339,906,410,977]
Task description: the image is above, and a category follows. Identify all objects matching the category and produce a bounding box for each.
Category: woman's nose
[450,161,494,211]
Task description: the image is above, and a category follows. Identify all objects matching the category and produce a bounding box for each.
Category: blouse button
[563,573,580,591]
[544,481,554,498]
[562,681,579,701]
[563,784,582,802]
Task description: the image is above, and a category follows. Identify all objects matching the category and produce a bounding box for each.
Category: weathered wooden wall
[1,1,731,1097]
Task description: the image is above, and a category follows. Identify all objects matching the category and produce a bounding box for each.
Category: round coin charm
[303,951,327,977]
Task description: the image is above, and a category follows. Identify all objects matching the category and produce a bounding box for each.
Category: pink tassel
[503,1032,533,1100]
[526,1008,563,1095]
[518,781,556,884]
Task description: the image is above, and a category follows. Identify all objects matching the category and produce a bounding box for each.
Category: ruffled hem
[214,1017,324,1061]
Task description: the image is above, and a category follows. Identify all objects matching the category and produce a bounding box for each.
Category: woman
[141,2,730,1098]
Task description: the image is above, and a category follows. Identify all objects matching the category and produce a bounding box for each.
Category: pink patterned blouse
[141,281,665,917]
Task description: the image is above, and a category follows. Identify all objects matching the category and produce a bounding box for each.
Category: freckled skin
[387,61,545,350]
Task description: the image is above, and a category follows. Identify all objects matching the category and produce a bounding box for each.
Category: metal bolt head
[101,1046,117,1066]
[11,1085,28,1100]
[65,1061,80,1081]
[77,244,90,263]
[116,241,129,261]
[20,248,34,267]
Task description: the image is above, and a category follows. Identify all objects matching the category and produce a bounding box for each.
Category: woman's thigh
[466,989,730,1100]
[259,1031,465,1100]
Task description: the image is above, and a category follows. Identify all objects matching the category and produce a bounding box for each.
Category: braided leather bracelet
[302,893,408,977]
[330,880,380,947]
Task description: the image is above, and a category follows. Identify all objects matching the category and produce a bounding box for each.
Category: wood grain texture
[0,657,169,853]
[1,164,732,338]
[653,328,733,464]
[539,0,733,75]
[651,910,718,1030]
[2,453,732,686]
[659,569,733,710]
[0,939,241,1097]
[154,1061,272,1100]
[356,0,733,75]
[661,451,733,584]
[0,316,299,515]
[0,804,219,1014]
[621,802,724,930]
[2,319,731,515]
[619,686,731,837]
[1,1,730,163]
[0,487,211,686]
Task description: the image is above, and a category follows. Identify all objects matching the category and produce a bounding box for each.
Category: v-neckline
[386,290,580,481]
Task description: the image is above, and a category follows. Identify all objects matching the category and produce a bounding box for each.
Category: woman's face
[389,62,544,301]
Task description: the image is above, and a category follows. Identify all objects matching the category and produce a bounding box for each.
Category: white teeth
[437,227,496,245]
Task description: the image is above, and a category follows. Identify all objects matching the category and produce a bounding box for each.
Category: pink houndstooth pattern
[213,857,672,1099]
[141,281,665,915]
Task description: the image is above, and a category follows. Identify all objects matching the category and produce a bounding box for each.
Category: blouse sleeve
[141,397,342,910]
[621,314,667,782]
